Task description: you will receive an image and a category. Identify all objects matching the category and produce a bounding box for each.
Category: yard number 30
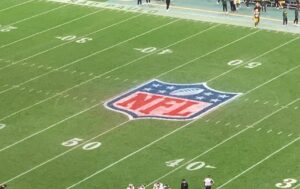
[276,178,298,188]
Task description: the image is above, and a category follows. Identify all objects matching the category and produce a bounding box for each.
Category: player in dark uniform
[294,7,299,25]
[166,0,171,10]
[181,179,188,189]
[283,9,288,25]
[146,0,150,4]
[222,0,228,13]
[137,0,142,5]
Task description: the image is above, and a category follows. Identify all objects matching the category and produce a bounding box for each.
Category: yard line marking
[0,9,105,50]
[4,33,300,184]
[0,102,101,153]
[267,129,273,133]
[155,30,261,78]
[0,24,218,123]
[10,4,69,26]
[207,36,300,83]
[0,0,34,13]
[146,98,300,188]
[3,120,131,184]
[63,82,300,188]
[216,136,300,189]
[0,13,144,88]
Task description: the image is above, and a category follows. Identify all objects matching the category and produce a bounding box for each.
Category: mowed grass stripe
[1,28,298,189]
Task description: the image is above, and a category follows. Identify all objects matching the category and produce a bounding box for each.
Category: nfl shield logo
[105,80,241,121]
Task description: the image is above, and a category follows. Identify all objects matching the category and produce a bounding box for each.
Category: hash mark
[267,129,272,133]
[225,122,231,126]
[254,99,259,103]
[277,131,283,135]
[263,101,269,105]
[295,106,299,110]
[256,128,262,132]
[288,133,293,137]
[273,103,279,106]
[123,79,129,82]
[215,120,221,124]
[235,124,241,128]
[105,76,111,79]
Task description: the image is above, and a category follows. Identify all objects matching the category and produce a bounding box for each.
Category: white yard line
[10,4,69,26]
[206,36,300,83]
[0,19,178,96]
[216,136,300,189]
[66,96,300,189]
[5,36,300,186]
[0,9,105,50]
[0,0,34,13]
[0,24,219,150]
[147,98,300,186]
[3,120,131,184]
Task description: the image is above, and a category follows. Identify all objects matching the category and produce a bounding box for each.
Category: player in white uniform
[127,184,135,189]
[138,184,146,189]
[153,182,164,189]
[203,175,214,189]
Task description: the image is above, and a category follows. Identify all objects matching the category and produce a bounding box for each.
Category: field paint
[0,9,105,50]
[0,102,101,153]
[216,136,300,189]
[0,0,34,13]
[4,33,300,185]
[0,13,144,90]
[146,98,300,188]
[4,120,130,184]
[0,24,218,123]
[0,19,178,96]
[10,4,69,26]
[155,30,261,79]
[207,36,300,83]
[66,100,300,188]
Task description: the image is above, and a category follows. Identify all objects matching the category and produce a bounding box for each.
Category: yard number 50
[62,138,101,150]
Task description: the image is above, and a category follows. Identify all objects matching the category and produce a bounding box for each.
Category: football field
[0,0,300,188]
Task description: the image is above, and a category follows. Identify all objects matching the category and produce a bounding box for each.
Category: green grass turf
[0,0,299,189]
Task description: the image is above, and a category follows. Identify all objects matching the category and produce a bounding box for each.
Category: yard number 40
[62,138,101,150]
[276,178,298,188]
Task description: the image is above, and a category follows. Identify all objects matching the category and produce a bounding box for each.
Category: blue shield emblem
[105,80,241,120]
